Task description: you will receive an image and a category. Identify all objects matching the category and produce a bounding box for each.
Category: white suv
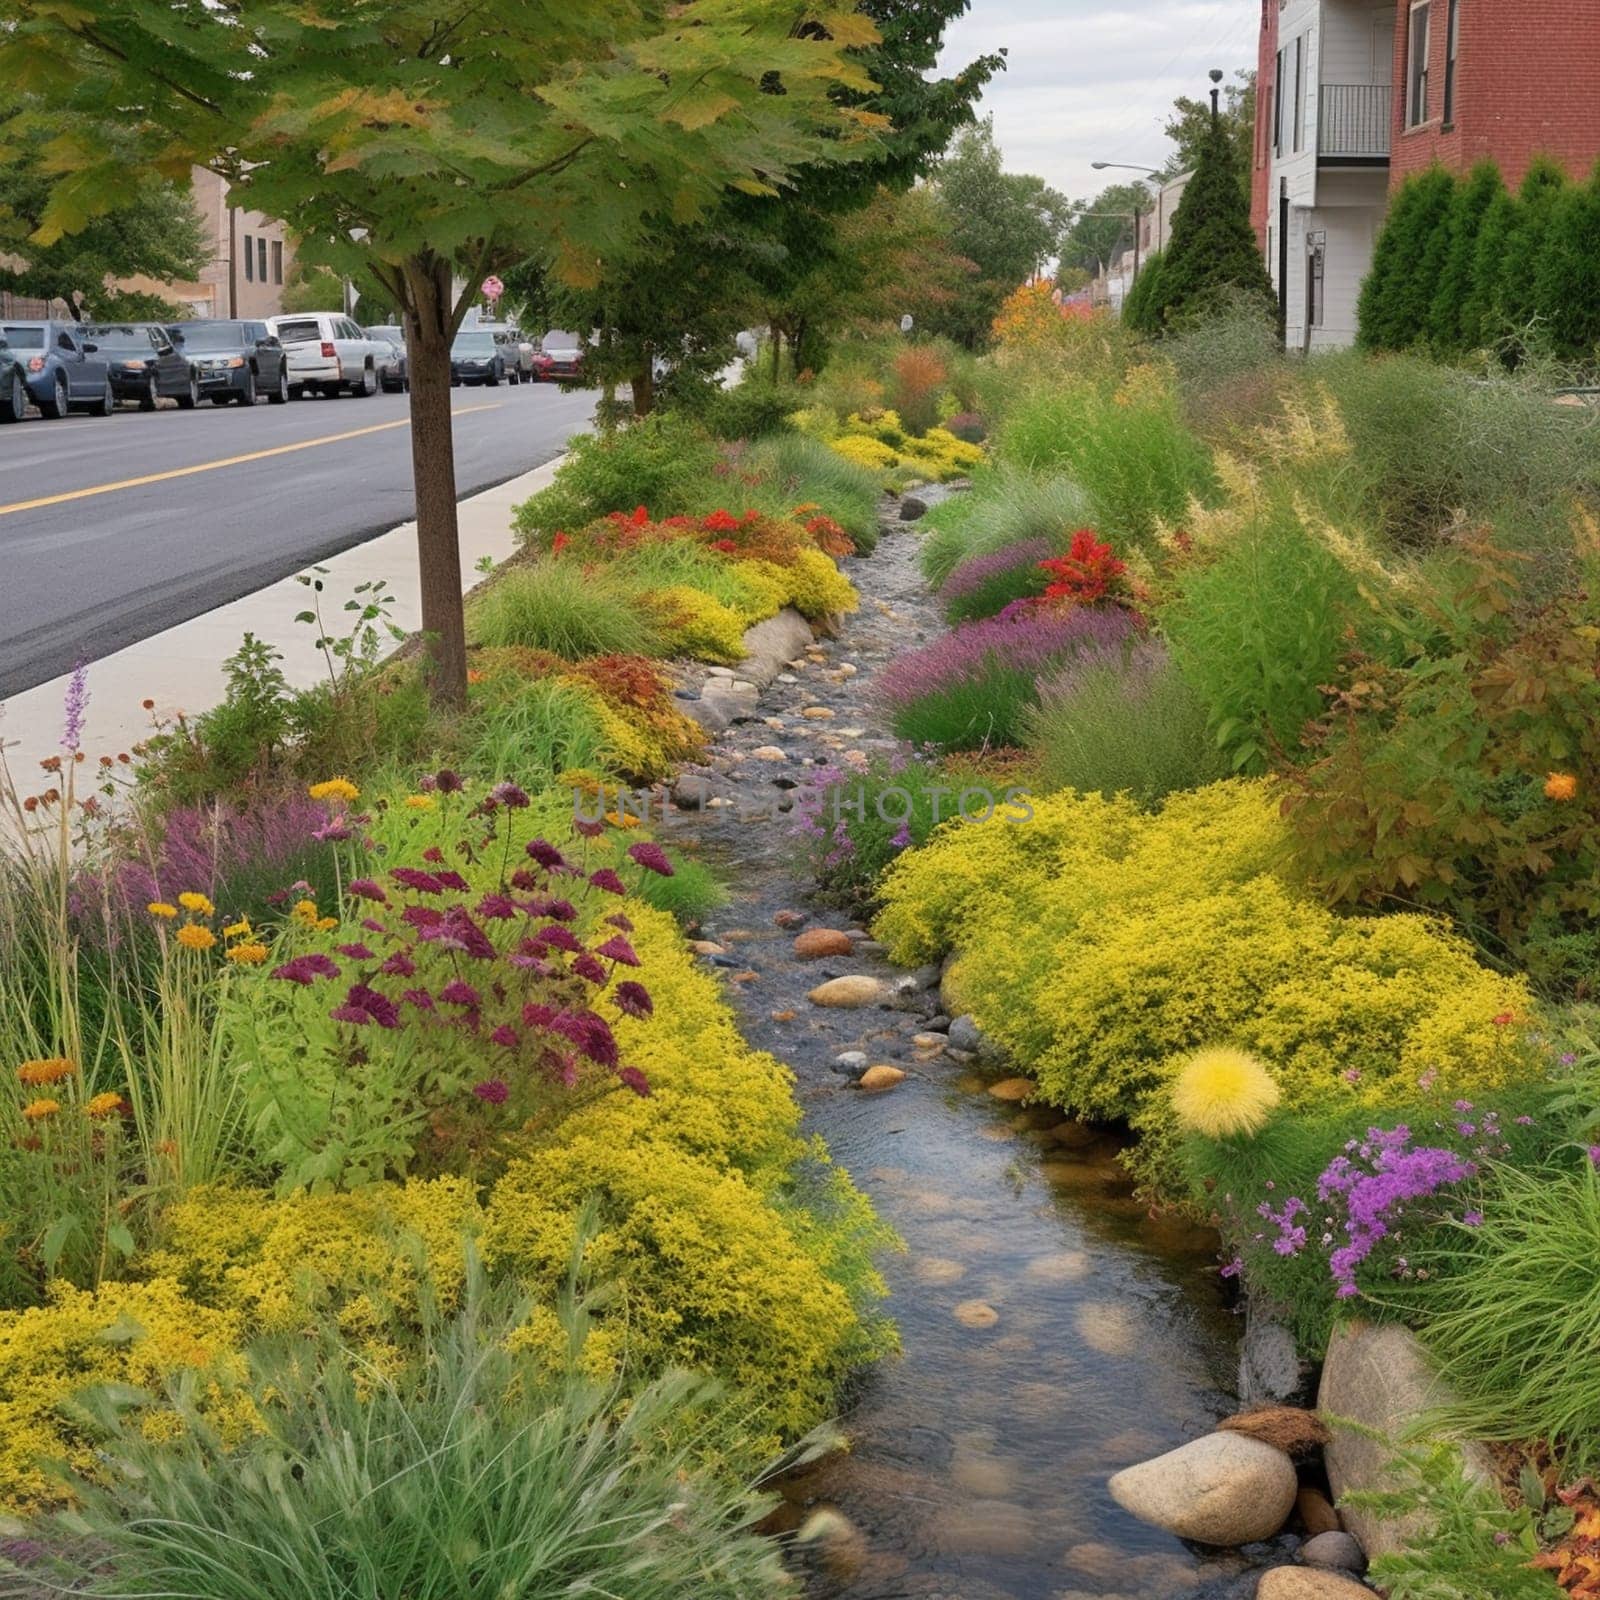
[265,312,381,399]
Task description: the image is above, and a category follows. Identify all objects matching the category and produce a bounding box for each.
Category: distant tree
[927,118,1073,345]
[2,3,878,710]
[0,101,207,318]
[1427,162,1504,354]
[1059,181,1152,277]
[1160,70,1256,197]
[1533,162,1600,364]
[1357,167,1456,350]
[1139,106,1273,331]
[1121,249,1167,334]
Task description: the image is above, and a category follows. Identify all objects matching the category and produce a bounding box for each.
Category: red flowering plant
[1037,529,1130,605]
[226,775,676,1191]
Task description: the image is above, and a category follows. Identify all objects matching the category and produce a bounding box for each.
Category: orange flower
[22,1099,61,1122]
[176,923,216,952]
[17,1057,75,1086]
[85,1091,127,1119]
[1492,1012,1516,1027]
[1545,772,1579,802]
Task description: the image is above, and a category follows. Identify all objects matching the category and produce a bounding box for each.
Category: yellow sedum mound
[874,781,1537,1131]
[0,906,889,1510]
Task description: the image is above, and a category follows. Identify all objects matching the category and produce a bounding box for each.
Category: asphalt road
[0,382,596,697]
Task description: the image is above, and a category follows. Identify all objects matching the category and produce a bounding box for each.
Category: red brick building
[1388,0,1600,189]
[1251,0,1600,350]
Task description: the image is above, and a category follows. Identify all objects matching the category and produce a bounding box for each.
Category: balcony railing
[1319,84,1392,160]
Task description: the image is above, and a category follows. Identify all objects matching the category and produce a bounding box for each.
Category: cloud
[936,0,1259,200]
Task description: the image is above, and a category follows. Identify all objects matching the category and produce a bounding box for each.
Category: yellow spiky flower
[309,777,360,803]
[176,923,216,952]
[177,891,214,916]
[1172,1047,1280,1140]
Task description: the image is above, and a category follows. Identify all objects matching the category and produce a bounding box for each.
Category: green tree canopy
[1357,166,1456,351]
[1427,162,1506,354]
[1,1,882,706]
[1159,70,1255,198]
[1059,181,1152,277]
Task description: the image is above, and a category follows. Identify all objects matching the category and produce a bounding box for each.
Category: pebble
[1296,1487,1342,1536]
[1256,1570,1374,1599]
[801,706,836,720]
[836,663,858,677]
[858,1064,907,1093]
[776,672,797,683]
[705,666,734,679]
[688,940,725,956]
[1301,1531,1368,1574]
[986,1077,1036,1102]
[749,745,788,762]
[770,1009,796,1022]
[832,1051,870,1080]
[808,975,883,1008]
[953,1299,1000,1329]
[793,928,855,959]
[911,1032,945,1051]
[924,1014,952,1032]
[913,1256,967,1285]
[773,909,807,929]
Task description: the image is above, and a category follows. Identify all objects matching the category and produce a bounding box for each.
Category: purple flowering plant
[230,775,674,1191]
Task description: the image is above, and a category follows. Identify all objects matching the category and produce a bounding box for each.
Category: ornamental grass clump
[1172,1047,1280,1140]
[879,604,1139,750]
[939,536,1054,623]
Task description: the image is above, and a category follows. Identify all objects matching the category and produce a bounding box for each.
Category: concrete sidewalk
[0,458,562,775]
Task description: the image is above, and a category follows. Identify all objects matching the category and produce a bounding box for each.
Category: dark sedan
[167,320,291,405]
[83,323,199,411]
[0,321,114,421]
[449,330,505,387]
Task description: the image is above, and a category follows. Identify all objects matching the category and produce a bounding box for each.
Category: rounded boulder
[1108,1432,1297,1547]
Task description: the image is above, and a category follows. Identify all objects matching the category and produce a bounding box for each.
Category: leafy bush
[873,782,1538,1142]
[1287,550,1600,992]
[470,560,665,659]
[944,410,987,443]
[697,377,799,441]
[891,345,947,435]
[1162,500,1371,773]
[878,604,1139,751]
[733,432,884,553]
[14,1272,790,1600]
[512,413,720,542]
[1358,167,1459,352]
[918,471,1093,589]
[1025,637,1227,805]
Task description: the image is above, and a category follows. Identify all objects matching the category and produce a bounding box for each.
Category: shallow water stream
[660,509,1287,1599]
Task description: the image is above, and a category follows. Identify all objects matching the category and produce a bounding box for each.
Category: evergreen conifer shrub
[1428,162,1506,356]
[1532,162,1600,363]
[1356,167,1456,350]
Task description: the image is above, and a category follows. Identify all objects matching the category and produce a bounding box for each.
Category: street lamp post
[1091,159,1166,264]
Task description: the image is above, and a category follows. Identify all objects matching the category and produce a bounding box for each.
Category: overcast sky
[935,1,1259,203]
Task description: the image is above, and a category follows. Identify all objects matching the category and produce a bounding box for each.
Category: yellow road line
[0,403,501,518]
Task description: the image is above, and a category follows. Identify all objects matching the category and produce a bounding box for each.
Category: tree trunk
[403,256,468,712]
[631,350,655,417]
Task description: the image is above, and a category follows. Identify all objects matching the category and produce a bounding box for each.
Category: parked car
[264,312,381,398]
[531,329,585,382]
[167,319,291,405]
[491,328,532,383]
[364,325,409,392]
[0,320,114,421]
[81,323,198,410]
[449,329,505,386]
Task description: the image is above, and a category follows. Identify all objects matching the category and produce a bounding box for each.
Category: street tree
[1160,71,1255,194]
[0,3,882,708]
[1059,180,1153,277]
[0,101,207,318]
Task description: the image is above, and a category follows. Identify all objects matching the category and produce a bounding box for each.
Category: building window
[257,238,268,283]
[1274,47,1286,154]
[1442,0,1460,124]
[271,240,283,284]
[243,233,253,282]
[1293,34,1306,153]
[1407,1,1431,126]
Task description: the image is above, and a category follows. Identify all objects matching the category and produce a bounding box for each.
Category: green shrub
[697,379,800,442]
[729,432,884,553]
[1532,162,1600,365]
[1495,156,1570,344]
[1427,162,1506,356]
[14,1270,790,1600]
[629,848,728,922]
[513,414,720,543]
[469,562,665,660]
[1025,638,1226,805]
[918,471,1092,588]
[1358,167,1458,351]
[1162,502,1368,773]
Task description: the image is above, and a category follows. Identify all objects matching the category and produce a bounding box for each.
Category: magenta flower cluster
[877,604,1137,710]
[269,827,673,1115]
[1316,1126,1475,1298]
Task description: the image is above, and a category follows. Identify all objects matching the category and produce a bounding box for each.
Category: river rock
[946,1015,984,1053]
[1108,1433,1297,1547]
[953,1299,1000,1328]
[986,1077,1035,1102]
[808,975,883,1008]
[749,745,788,762]
[794,928,855,959]
[900,493,929,520]
[1240,1303,1309,1405]
[1301,1531,1367,1574]
[1319,1321,1495,1560]
[1255,1568,1373,1599]
[740,609,817,689]
[831,1052,869,1080]
[689,940,725,956]
[796,1507,868,1580]
[858,1064,906,1093]
[773,909,807,929]
[801,705,836,720]
[1296,1487,1341,1536]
